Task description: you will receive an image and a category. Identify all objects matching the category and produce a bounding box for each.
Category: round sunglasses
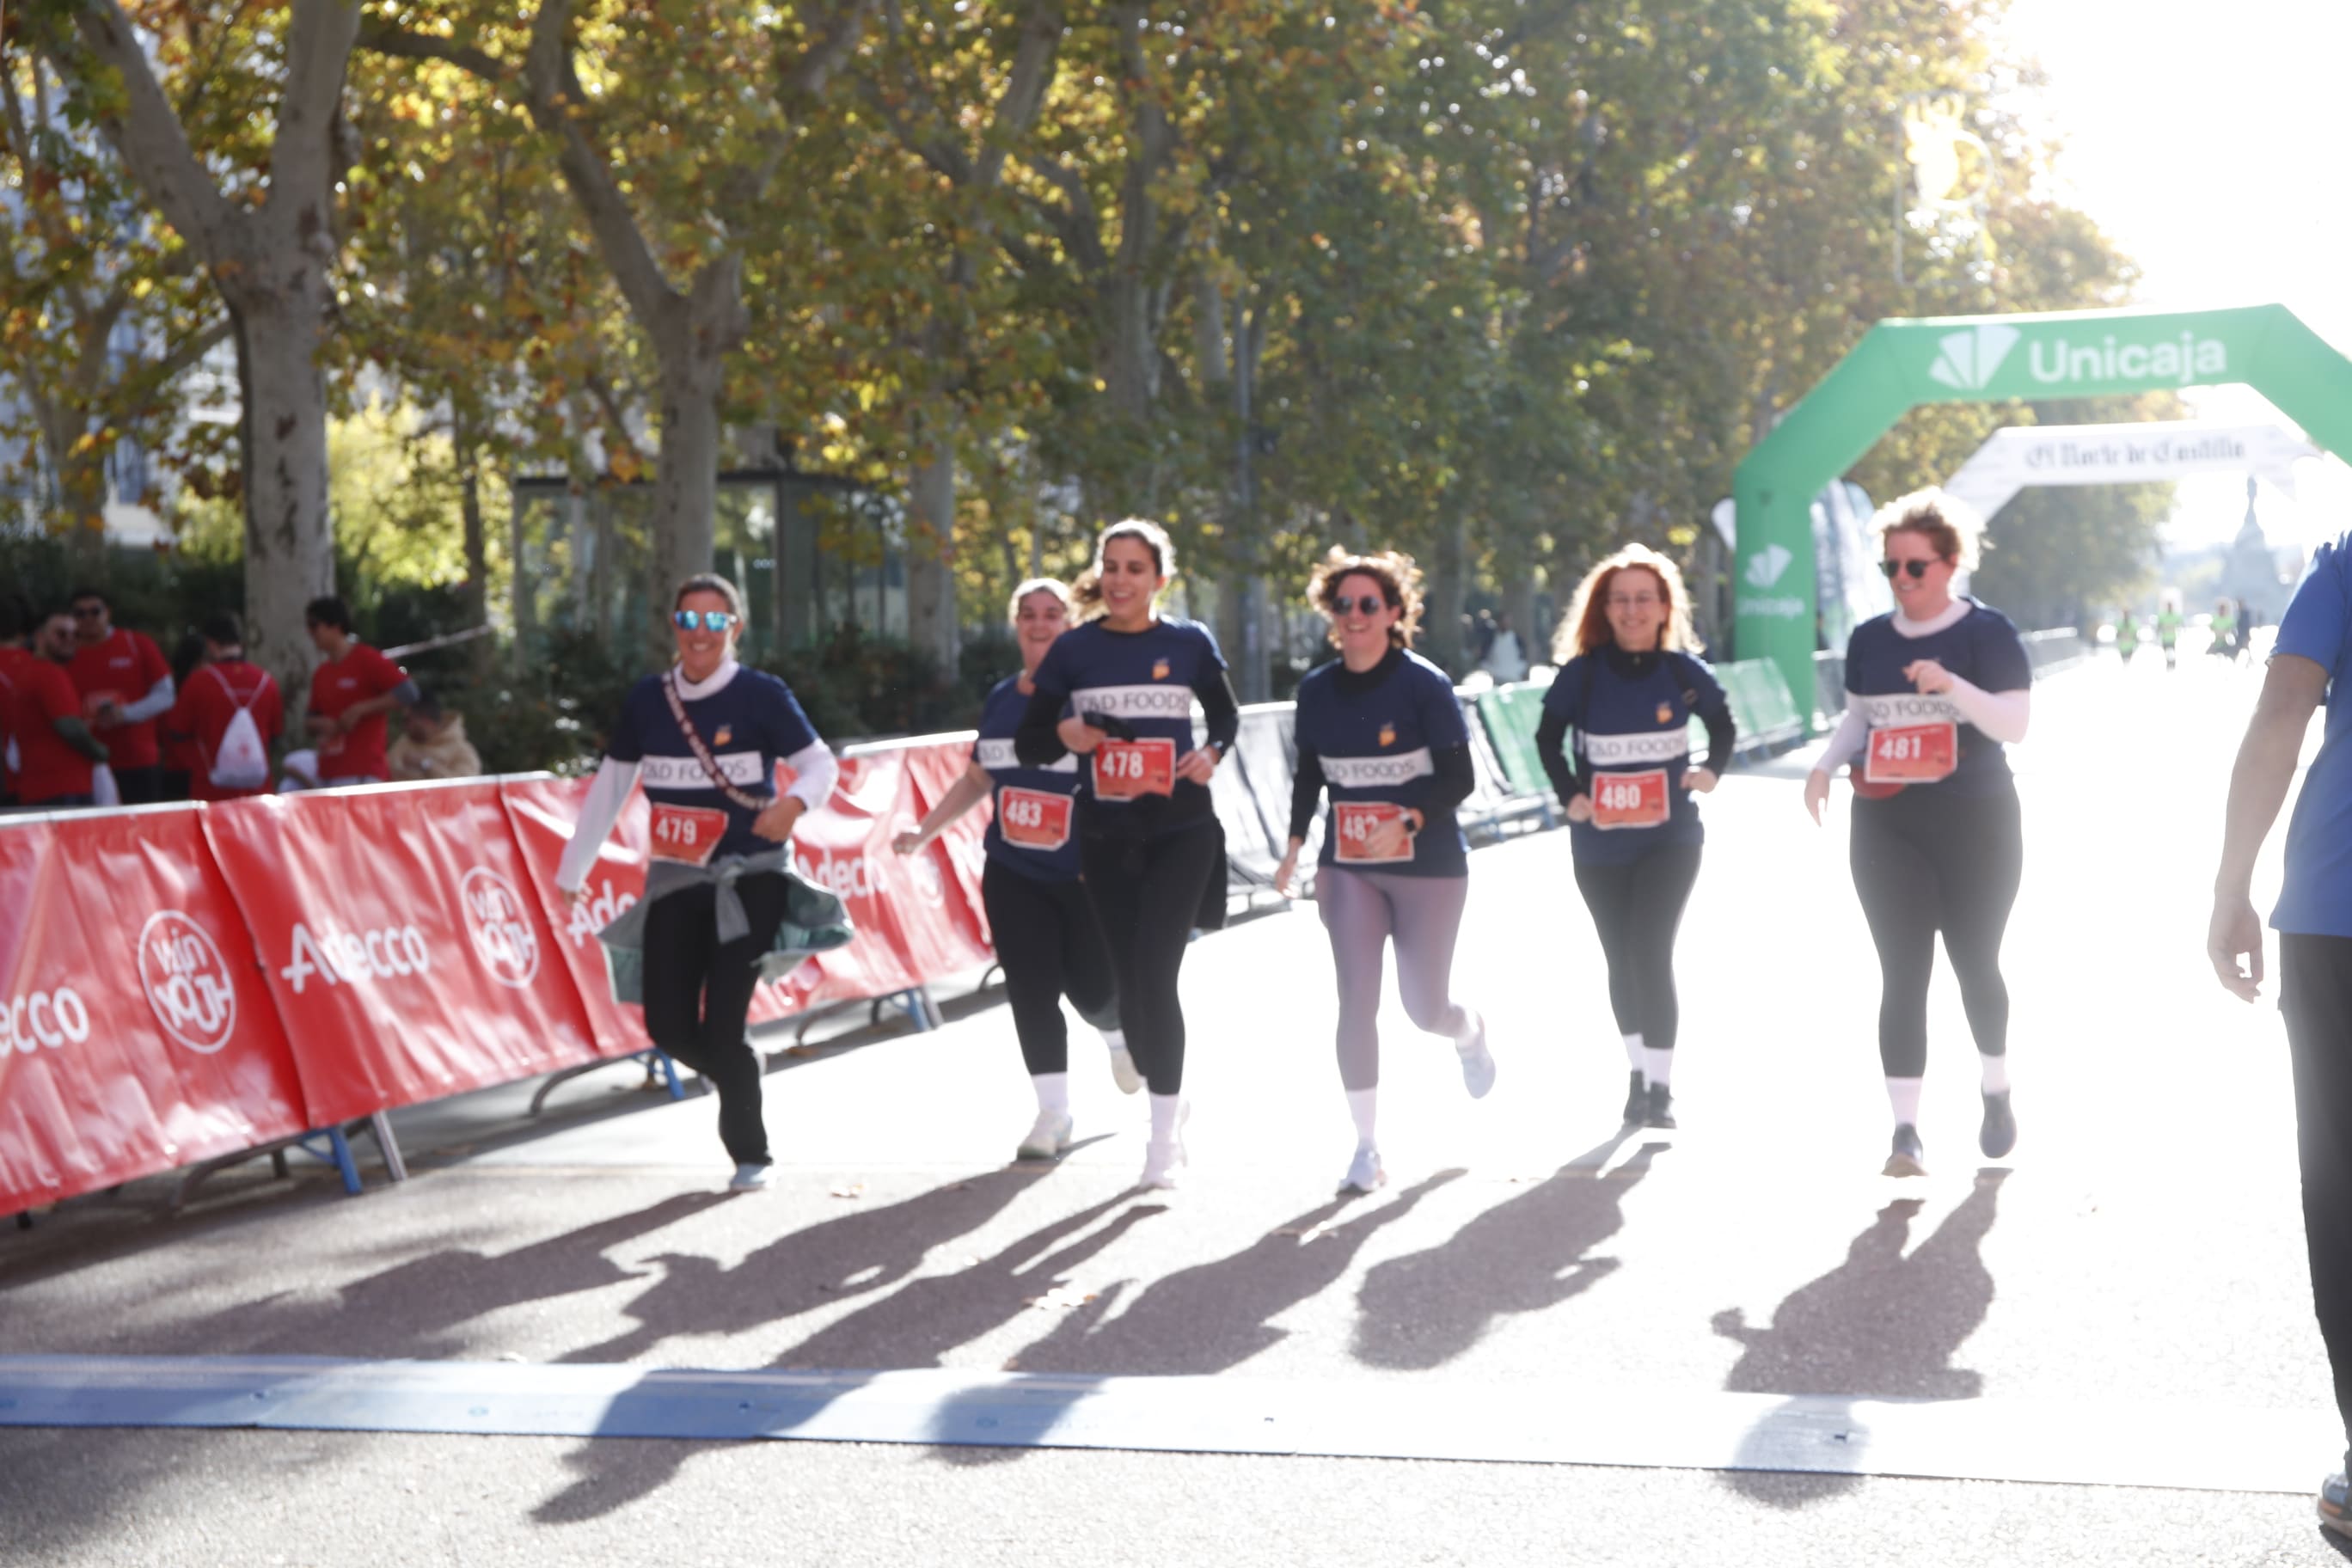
[1331,594,1392,617]
[672,609,739,632]
[1878,558,1943,580]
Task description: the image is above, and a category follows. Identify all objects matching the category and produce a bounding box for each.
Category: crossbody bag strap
[660,671,772,814]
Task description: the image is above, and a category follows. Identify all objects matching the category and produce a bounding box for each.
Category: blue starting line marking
[0,1354,2328,1495]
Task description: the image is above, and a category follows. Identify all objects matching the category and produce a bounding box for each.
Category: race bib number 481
[1590,769,1670,830]
[996,786,1074,851]
[1092,738,1176,800]
[1864,722,1957,786]
[649,803,730,865]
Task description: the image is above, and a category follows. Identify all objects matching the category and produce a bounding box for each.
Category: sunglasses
[1878,559,1940,580]
[672,609,738,632]
[1332,595,1390,617]
[70,605,106,618]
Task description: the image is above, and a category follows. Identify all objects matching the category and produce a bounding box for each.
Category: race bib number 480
[1334,801,1413,863]
[1864,722,1957,786]
[1589,769,1670,830]
[649,803,730,865]
[1092,738,1176,800]
[997,786,1074,851]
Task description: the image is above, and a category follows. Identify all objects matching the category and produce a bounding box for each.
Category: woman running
[893,578,1136,1163]
[1275,548,1494,1194]
[1534,544,1735,1131]
[1804,490,2031,1176]
[1017,520,1239,1190]
[557,573,840,1191]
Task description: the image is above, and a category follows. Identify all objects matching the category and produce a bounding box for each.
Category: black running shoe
[1884,1123,1926,1178]
[1644,1082,1677,1130]
[1622,1069,1646,1125]
[2321,1471,2352,1539]
[1979,1089,2017,1160]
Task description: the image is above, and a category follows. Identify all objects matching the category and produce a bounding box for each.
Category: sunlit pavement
[6,646,2348,1567]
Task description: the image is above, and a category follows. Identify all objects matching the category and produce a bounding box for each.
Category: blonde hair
[1307,548,1426,650]
[1007,577,1070,624]
[1552,543,1696,662]
[1069,519,1176,622]
[1872,487,1987,572]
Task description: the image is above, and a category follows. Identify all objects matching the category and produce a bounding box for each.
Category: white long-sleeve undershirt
[119,674,176,725]
[1811,602,2032,773]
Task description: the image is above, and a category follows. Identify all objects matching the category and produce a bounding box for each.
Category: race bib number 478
[1092,738,1176,800]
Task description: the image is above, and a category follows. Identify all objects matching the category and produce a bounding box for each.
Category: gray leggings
[1315,866,1471,1091]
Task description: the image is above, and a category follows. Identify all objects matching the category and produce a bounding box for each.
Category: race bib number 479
[1864,722,1957,786]
[649,803,730,865]
[1092,738,1176,800]
[1590,769,1669,830]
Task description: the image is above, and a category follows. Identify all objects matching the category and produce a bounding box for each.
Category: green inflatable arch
[1732,303,2352,720]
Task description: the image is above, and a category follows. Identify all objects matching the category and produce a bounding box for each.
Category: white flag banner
[1943,421,2319,522]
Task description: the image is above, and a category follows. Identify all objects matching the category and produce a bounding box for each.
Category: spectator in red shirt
[160,628,211,800]
[0,592,35,805]
[303,596,418,785]
[164,614,285,801]
[11,609,112,810]
[66,585,175,804]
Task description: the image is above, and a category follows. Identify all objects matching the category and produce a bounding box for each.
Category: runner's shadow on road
[1712,1170,2005,1508]
[1351,1142,1661,1370]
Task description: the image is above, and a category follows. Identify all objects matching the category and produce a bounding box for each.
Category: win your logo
[1926,323,2020,392]
[1744,544,1793,590]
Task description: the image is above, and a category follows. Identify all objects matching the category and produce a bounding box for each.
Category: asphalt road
[5,646,2346,1567]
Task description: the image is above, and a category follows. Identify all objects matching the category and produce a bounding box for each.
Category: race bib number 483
[1864,722,1957,786]
[649,803,730,865]
[1092,738,1176,800]
[1590,769,1670,830]
[997,786,1074,851]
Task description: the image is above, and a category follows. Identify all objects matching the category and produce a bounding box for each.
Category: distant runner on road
[894,577,1134,1164]
[1805,491,2031,1177]
[1534,543,1734,1132]
[1276,548,1493,1196]
[2208,525,2352,1539]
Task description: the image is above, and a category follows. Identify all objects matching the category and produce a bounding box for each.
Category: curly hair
[1871,487,1987,572]
[1553,543,1696,661]
[1307,548,1426,650]
[1069,519,1176,622]
[1006,577,1070,624]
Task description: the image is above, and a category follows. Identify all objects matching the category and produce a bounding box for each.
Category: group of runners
[556,488,2036,1197]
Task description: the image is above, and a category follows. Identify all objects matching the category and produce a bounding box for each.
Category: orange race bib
[648,803,730,866]
[1589,768,1670,830]
[1863,722,1957,787]
[1092,737,1177,800]
[1334,801,1414,864]
[997,786,1074,851]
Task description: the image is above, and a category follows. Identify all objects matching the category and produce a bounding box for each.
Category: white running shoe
[728,1162,775,1191]
[1016,1109,1075,1162]
[1139,1101,1191,1190]
[1106,1045,1143,1096]
[1341,1142,1387,1195]
[1456,1011,1496,1099]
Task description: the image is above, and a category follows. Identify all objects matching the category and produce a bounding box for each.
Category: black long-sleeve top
[1014,616,1240,840]
[1534,643,1735,804]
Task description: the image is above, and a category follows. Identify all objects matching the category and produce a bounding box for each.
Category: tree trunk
[1502,566,1538,671]
[230,297,335,702]
[646,350,724,658]
[454,415,493,680]
[1424,511,1469,677]
[905,435,959,681]
[509,486,537,655]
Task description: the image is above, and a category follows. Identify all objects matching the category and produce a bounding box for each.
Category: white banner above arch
[1943,421,2319,522]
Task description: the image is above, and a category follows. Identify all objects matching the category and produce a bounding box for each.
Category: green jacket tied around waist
[596,849,856,1007]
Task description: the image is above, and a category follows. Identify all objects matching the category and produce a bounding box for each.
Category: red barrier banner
[897,739,994,949]
[498,774,658,1055]
[204,782,602,1125]
[0,807,309,1216]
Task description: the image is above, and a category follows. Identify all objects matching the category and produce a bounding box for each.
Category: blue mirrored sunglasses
[672,609,738,632]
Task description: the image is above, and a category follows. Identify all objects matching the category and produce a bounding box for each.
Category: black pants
[1572,842,1703,1052]
[983,858,1120,1076]
[112,765,164,805]
[1081,820,1222,1097]
[640,874,792,1167]
[1850,783,2023,1079]
[2283,934,2352,1469]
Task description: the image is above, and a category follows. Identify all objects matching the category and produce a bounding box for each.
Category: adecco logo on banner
[460,868,541,988]
[1929,320,2229,391]
[564,880,637,951]
[1,988,91,1054]
[280,921,432,993]
[137,910,236,1054]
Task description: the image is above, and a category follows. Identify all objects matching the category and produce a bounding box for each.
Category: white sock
[1980,1053,2010,1095]
[1032,1072,1069,1115]
[1346,1088,1378,1147]
[1101,1027,1127,1054]
[1149,1092,1183,1143]
[1643,1047,1674,1089]
[1452,1008,1485,1050]
[1623,1033,1645,1071]
[1886,1076,1925,1128]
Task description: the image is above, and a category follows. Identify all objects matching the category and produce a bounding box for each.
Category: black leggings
[1572,842,1703,1052]
[640,874,792,1166]
[1850,784,2023,1079]
[983,858,1120,1076]
[1081,821,1222,1097]
[2282,934,2352,1469]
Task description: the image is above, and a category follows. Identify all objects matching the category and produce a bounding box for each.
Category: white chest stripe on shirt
[640,750,768,790]
[1580,729,1691,765]
[1070,683,1197,722]
[1321,748,1435,788]
[977,738,1077,773]
[1858,691,1963,727]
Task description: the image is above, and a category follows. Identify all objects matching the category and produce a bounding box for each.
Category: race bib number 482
[1334,801,1414,863]
[1589,768,1670,830]
[649,803,730,865]
[996,786,1074,851]
[1092,738,1176,800]
[1864,722,1957,786]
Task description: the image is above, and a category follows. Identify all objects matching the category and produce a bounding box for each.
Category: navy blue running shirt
[1026,617,1230,838]
[1842,600,2031,798]
[1293,648,1471,877]
[604,668,822,861]
[1542,647,1733,867]
[973,673,1083,882]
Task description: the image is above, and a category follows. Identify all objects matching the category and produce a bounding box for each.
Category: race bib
[997,786,1074,852]
[1092,737,1177,800]
[1334,801,1414,863]
[1589,769,1670,830]
[1864,722,1957,786]
[648,803,730,866]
